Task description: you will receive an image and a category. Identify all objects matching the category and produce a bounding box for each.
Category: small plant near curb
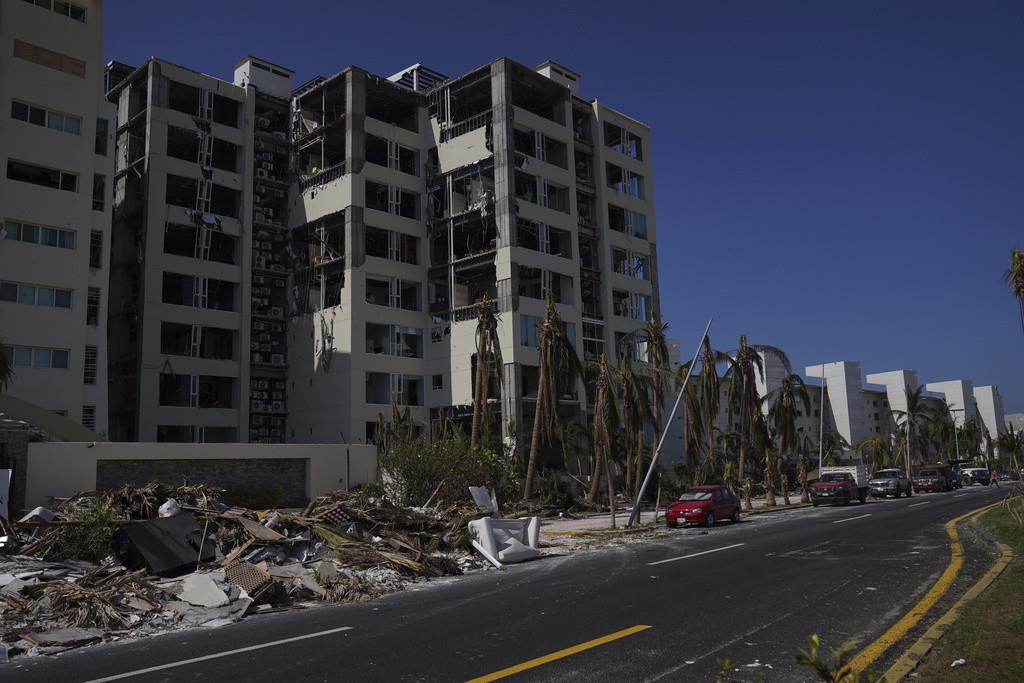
[796,634,882,682]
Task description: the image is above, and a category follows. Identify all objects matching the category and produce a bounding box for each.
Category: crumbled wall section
[96,458,307,507]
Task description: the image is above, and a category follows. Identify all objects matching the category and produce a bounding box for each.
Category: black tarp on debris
[110,514,215,577]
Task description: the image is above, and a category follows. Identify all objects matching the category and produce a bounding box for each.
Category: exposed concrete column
[489,60,521,450]
[490,59,516,315]
[346,71,366,269]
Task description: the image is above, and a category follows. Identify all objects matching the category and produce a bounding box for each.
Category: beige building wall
[0,0,113,434]
[24,441,377,508]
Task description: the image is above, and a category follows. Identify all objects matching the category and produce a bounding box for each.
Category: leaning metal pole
[626,318,713,529]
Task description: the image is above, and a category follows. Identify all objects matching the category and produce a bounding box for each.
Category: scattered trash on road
[951,658,967,668]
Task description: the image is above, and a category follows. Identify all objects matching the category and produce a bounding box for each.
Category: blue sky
[105,1,1024,411]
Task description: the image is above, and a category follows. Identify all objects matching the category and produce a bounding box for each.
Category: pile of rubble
[0,484,488,660]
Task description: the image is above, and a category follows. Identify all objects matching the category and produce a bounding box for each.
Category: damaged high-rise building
[102,54,659,459]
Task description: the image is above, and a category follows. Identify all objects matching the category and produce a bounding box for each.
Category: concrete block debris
[0,483,491,661]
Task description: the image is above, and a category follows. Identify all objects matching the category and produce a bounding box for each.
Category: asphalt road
[2,484,1011,682]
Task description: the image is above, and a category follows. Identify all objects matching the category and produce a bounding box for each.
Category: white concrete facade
[973,385,1005,444]
[924,379,978,427]
[0,0,113,435]
[806,361,870,447]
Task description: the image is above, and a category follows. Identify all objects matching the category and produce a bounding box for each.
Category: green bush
[379,424,520,508]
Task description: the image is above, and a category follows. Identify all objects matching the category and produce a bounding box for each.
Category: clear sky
[105,1,1024,411]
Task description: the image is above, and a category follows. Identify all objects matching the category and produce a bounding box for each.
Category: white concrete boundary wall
[25,442,377,509]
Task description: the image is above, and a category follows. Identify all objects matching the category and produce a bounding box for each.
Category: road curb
[742,502,813,516]
[848,497,1010,676]
[881,535,1014,682]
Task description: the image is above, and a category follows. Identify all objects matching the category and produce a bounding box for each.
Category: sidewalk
[540,496,812,536]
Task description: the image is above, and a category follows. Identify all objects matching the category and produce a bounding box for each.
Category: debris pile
[0,484,488,659]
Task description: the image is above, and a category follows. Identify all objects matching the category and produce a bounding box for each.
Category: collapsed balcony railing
[439,111,493,142]
[299,161,346,193]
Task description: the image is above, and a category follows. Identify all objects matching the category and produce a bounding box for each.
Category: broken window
[626,131,643,160]
[575,152,593,184]
[92,174,105,211]
[543,182,569,213]
[87,230,102,269]
[209,231,236,264]
[515,172,537,204]
[159,373,193,407]
[573,108,592,143]
[514,128,535,158]
[167,125,200,163]
[603,122,624,153]
[366,325,421,360]
[517,219,540,251]
[612,248,630,276]
[453,261,496,307]
[160,322,193,356]
[161,272,194,307]
[518,266,543,300]
[165,174,198,209]
[211,94,239,128]
[198,375,234,408]
[543,136,568,169]
[606,163,625,194]
[612,289,630,318]
[365,322,390,355]
[365,275,421,311]
[366,134,388,167]
[365,372,390,404]
[510,65,566,124]
[396,326,423,358]
[365,226,389,259]
[365,181,389,213]
[582,322,605,361]
[520,314,541,347]
[365,83,418,132]
[577,191,595,226]
[608,204,627,233]
[211,138,238,173]
[206,277,236,311]
[579,236,599,271]
[210,184,239,218]
[7,159,77,192]
[200,327,235,360]
[167,80,201,117]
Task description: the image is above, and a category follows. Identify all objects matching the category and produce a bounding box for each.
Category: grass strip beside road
[911,499,1024,681]
[464,624,652,682]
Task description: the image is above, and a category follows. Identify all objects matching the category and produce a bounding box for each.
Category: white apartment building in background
[0,0,114,434]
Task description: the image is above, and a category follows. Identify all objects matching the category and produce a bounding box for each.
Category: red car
[666,485,742,528]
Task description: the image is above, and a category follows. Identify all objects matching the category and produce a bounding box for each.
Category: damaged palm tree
[470,299,503,451]
[591,354,618,526]
[522,295,583,501]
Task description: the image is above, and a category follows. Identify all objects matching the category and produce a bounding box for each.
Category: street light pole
[626,317,713,529]
[817,363,826,473]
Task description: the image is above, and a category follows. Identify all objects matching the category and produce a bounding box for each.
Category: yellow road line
[882,539,1014,681]
[849,499,1005,674]
[465,624,652,682]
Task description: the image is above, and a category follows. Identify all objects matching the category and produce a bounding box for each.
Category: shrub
[379,423,520,509]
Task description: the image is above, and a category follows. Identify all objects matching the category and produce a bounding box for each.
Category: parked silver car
[869,468,912,498]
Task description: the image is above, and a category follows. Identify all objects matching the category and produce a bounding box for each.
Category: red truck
[811,466,869,506]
